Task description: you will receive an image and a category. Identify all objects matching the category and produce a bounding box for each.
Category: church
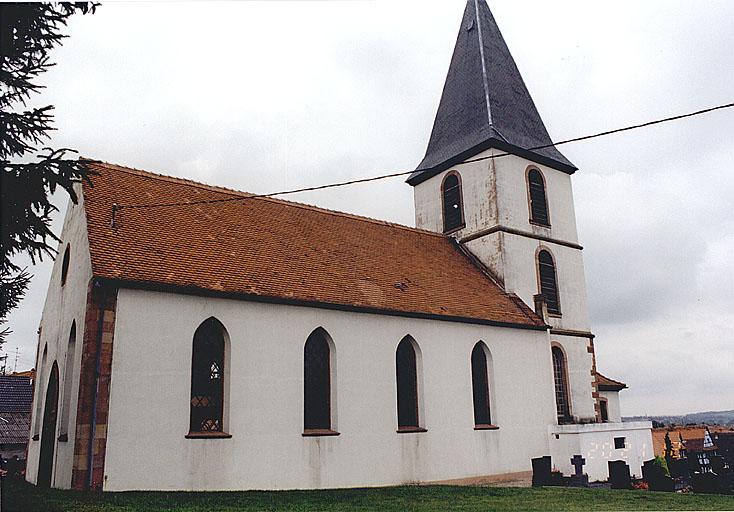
[26,0,652,491]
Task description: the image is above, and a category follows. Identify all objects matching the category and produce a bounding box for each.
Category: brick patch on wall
[71,281,118,490]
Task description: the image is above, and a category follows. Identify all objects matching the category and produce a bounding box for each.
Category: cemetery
[531,445,734,495]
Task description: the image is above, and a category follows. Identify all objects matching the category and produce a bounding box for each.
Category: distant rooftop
[0,375,33,413]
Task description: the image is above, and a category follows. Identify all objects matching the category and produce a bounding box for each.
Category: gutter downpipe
[86,279,106,490]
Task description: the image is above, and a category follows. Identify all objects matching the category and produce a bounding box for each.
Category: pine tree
[664,431,673,458]
[0,3,98,344]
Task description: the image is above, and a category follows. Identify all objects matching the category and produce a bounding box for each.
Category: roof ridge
[82,159,447,239]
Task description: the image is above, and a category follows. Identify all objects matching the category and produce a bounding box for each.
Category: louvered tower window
[471,342,492,426]
[552,346,571,423]
[396,337,420,429]
[528,169,550,226]
[537,250,561,315]
[442,173,464,232]
[190,318,226,433]
[304,328,332,431]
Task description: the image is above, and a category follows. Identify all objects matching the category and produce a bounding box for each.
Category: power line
[112,101,734,216]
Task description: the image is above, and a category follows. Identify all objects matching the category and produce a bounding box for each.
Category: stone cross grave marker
[569,454,589,487]
[571,455,586,477]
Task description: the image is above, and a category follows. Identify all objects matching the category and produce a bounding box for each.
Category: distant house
[652,426,731,458]
[680,429,720,473]
[712,432,734,468]
[0,374,34,463]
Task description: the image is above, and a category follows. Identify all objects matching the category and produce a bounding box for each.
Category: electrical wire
[112,101,734,213]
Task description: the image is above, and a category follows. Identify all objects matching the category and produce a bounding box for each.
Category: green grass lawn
[4,479,734,512]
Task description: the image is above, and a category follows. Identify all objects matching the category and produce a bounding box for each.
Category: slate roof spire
[408,0,576,185]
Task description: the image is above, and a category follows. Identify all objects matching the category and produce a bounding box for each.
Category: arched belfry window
[528,169,550,226]
[552,346,571,423]
[303,328,335,433]
[537,249,561,315]
[471,342,493,427]
[442,172,464,233]
[189,318,226,434]
[396,336,424,431]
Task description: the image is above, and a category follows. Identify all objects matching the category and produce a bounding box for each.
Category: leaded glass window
[552,346,571,422]
[190,318,225,433]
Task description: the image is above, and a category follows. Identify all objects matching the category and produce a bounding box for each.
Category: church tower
[410,0,599,422]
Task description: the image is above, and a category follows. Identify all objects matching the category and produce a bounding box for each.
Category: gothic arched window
[552,346,571,423]
[304,328,333,432]
[61,245,70,286]
[442,172,464,233]
[189,318,226,434]
[528,169,550,226]
[396,336,423,431]
[537,249,561,315]
[471,342,493,427]
[59,321,77,438]
[33,344,48,437]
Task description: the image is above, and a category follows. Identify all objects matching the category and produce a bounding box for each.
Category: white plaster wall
[550,334,596,422]
[102,289,558,491]
[599,391,622,423]
[413,148,582,242]
[495,234,590,332]
[413,150,495,237]
[26,184,93,488]
[549,422,654,482]
[494,154,580,245]
[412,150,590,333]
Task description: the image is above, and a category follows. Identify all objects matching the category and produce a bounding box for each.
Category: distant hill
[624,410,734,427]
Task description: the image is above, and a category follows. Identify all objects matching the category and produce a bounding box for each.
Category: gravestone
[642,459,655,482]
[569,455,589,487]
[608,460,632,489]
[531,456,552,487]
[691,472,721,494]
[710,456,726,476]
[642,459,674,492]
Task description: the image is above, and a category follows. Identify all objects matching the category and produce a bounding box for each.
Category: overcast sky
[3,0,733,416]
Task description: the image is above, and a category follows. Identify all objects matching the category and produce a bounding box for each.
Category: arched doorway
[37,362,59,487]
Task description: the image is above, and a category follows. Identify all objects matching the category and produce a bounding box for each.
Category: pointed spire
[408,0,576,185]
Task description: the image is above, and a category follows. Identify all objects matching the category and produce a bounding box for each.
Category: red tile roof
[651,426,732,456]
[81,161,545,329]
[595,372,627,391]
